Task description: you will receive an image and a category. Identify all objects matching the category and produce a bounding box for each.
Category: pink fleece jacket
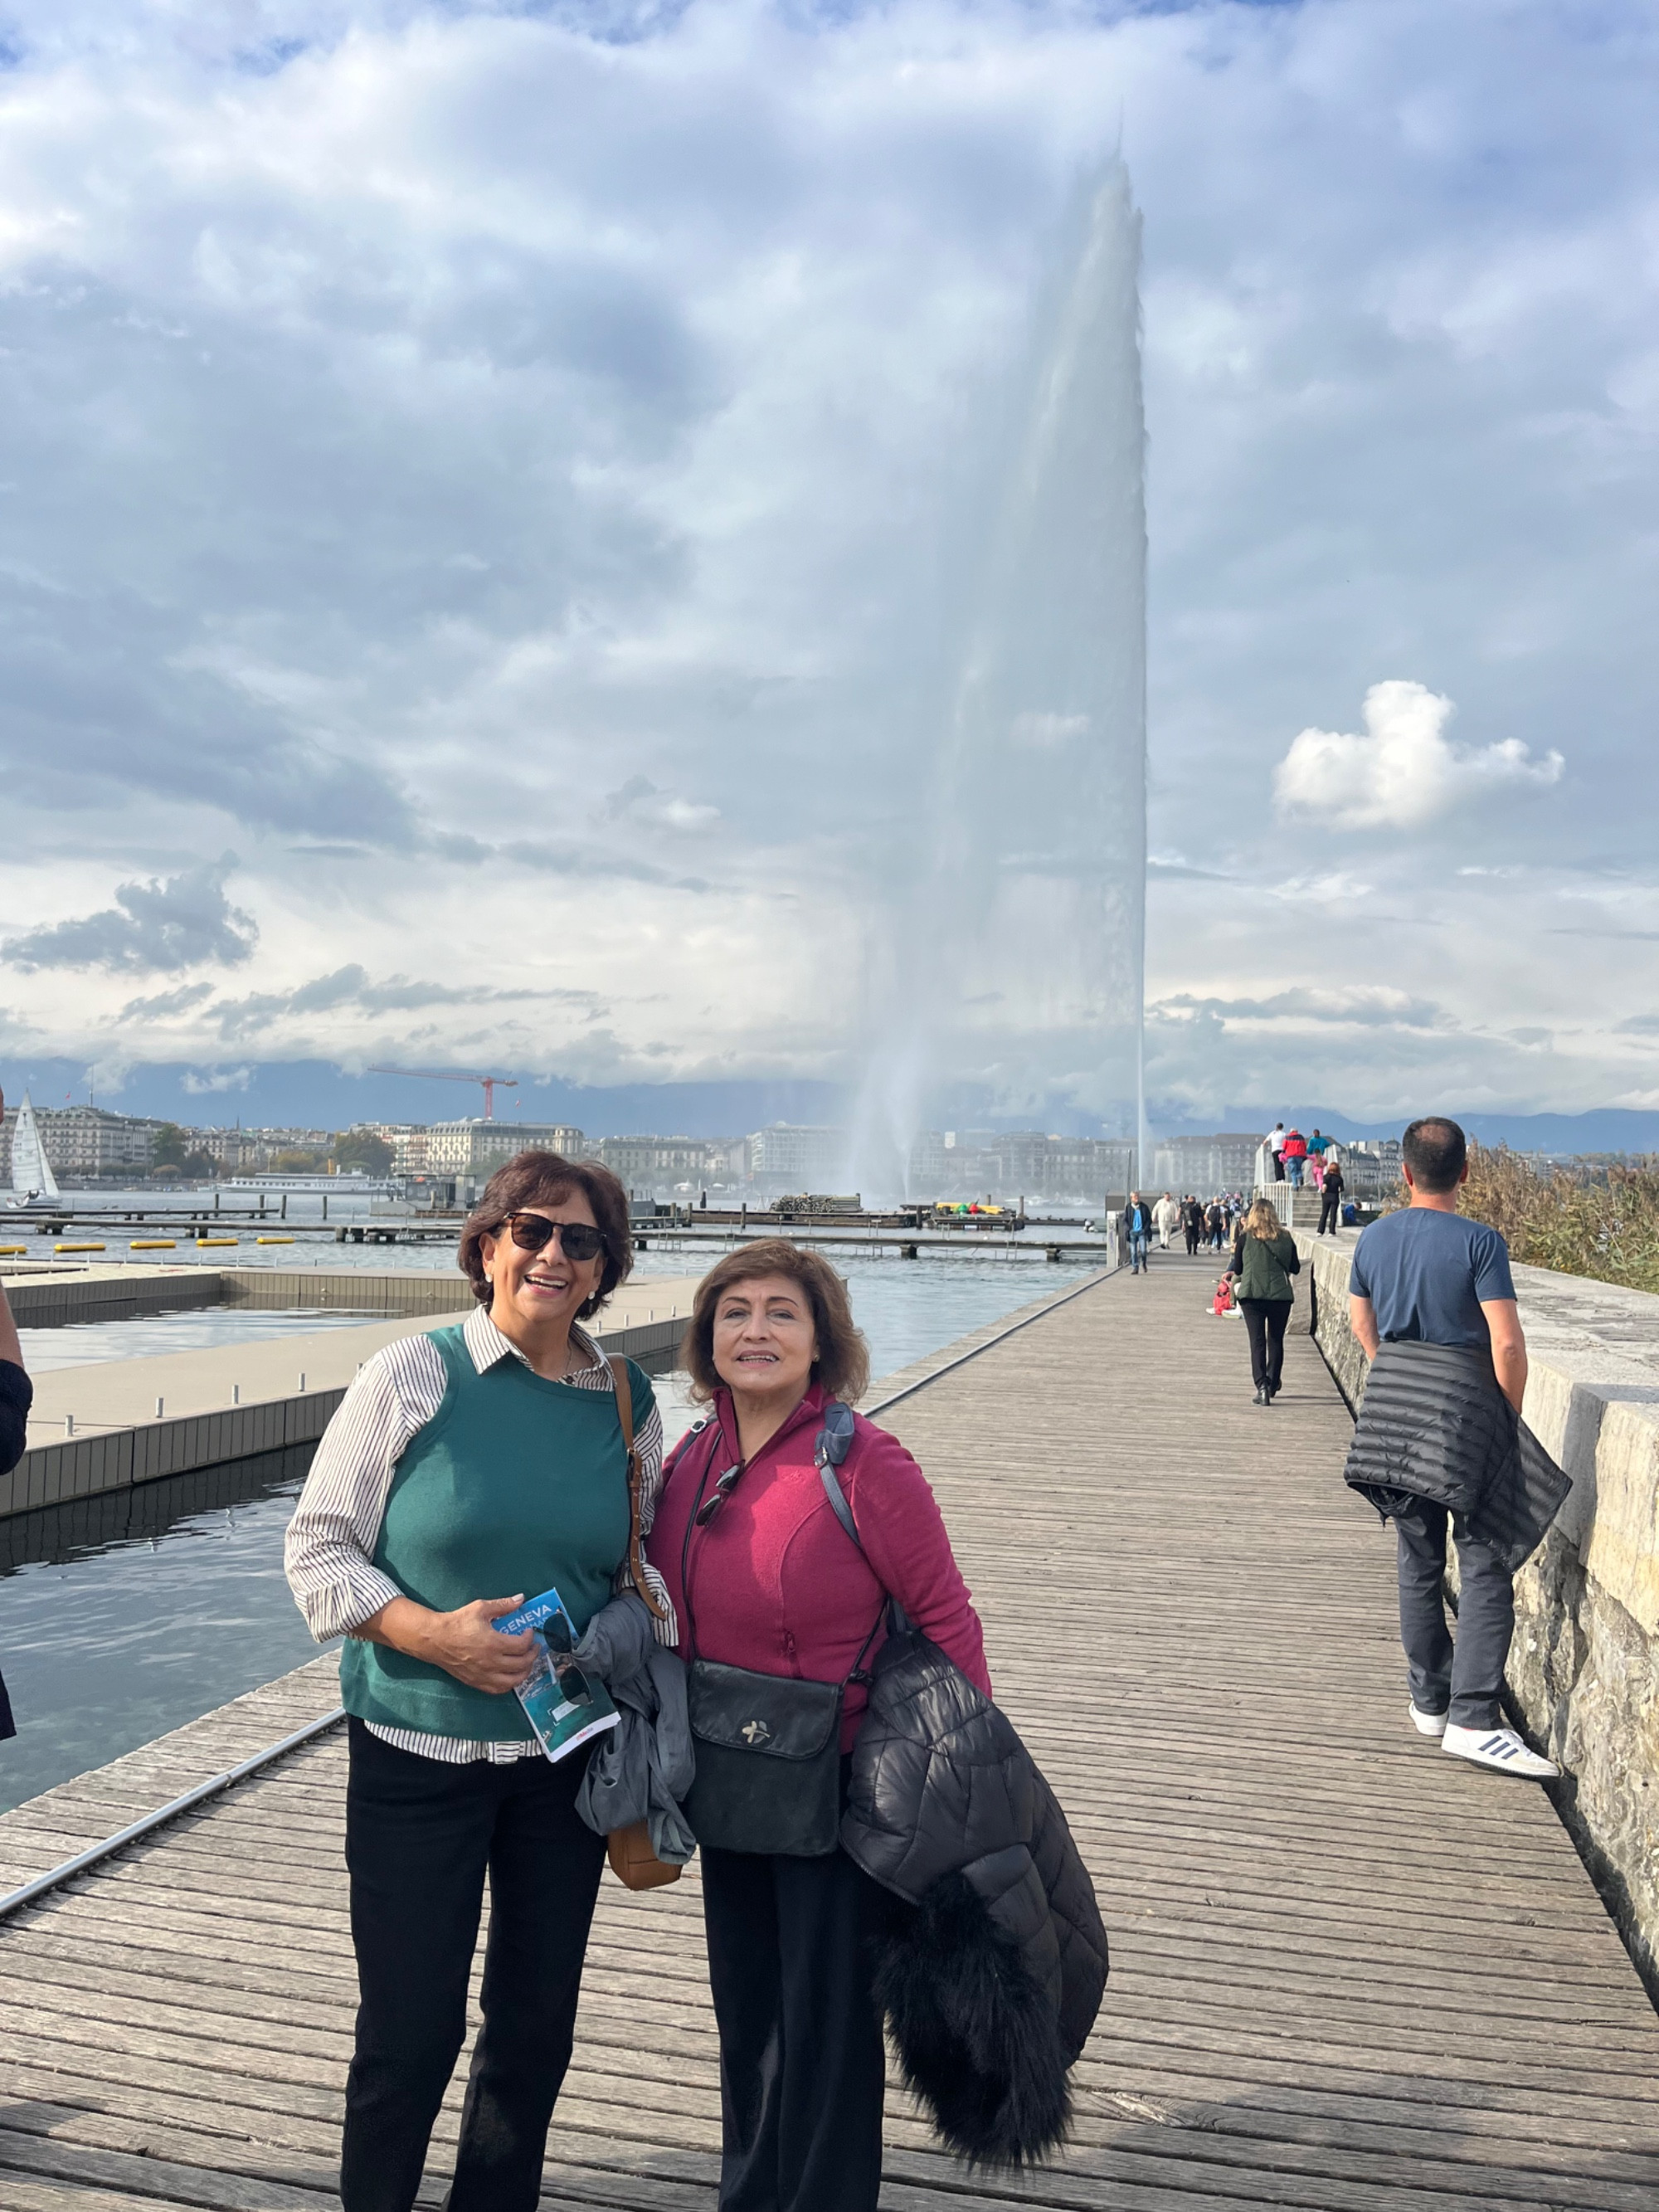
[650,1382,990,1752]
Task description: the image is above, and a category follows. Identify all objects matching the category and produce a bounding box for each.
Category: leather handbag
[601,1358,681,1891]
[679,1403,886,1859]
[606,1819,683,1891]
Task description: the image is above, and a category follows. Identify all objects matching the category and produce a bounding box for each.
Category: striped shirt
[285,1303,669,1764]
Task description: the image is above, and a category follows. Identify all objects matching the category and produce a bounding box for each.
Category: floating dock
[1,1260,1653,2209]
[3,1275,702,1521]
[2,1262,525,1332]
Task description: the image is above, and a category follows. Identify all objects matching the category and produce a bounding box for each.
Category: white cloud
[1273,681,1564,831]
[0,2,1653,1121]
[181,1065,252,1094]
[5,863,259,974]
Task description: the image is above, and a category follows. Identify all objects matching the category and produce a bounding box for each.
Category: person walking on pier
[285,1150,672,2212]
[1316,1155,1345,1236]
[1153,1191,1180,1250]
[1205,1198,1226,1250]
[1182,1196,1205,1256]
[1345,1117,1564,1780]
[1122,1191,1153,1274]
[1226,1197,1301,1405]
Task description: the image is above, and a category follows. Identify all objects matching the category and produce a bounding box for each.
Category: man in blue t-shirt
[1348,1116,1558,1780]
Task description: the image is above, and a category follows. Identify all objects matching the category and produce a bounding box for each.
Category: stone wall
[1294,1226,1659,1992]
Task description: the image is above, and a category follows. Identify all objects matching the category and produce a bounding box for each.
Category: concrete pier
[2,1263,225,1330]
[1,1262,519,1331]
[0,1259,1653,2210]
[2,1276,702,1521]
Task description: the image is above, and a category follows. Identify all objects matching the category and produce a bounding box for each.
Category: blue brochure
[493,1587,620,1764]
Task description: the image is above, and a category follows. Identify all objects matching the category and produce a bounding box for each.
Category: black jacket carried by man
[840,1623,1108,2169]
[1344,1340,1570,1571]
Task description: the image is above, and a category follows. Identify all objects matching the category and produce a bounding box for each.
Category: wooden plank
[0,1255,1653,2211]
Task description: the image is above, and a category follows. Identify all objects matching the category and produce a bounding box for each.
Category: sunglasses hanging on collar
[693,1401,855,1527]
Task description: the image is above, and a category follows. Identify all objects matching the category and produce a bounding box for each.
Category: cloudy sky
[1,0,1655,1131]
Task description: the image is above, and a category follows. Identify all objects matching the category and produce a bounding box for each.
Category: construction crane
[368,1066,519,1120]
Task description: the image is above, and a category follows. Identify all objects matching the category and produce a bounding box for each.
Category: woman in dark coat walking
[1227,1197,1301,1404]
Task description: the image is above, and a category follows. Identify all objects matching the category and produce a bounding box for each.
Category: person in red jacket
[1281,1127,1309,1186]
[650,1240,988,2212]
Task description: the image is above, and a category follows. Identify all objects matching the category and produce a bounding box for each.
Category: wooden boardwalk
[1,1255,1656,2210]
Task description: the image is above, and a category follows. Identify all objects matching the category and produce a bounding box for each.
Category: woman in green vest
[285,1150,667,2212]
[1226,1195,1302,1406]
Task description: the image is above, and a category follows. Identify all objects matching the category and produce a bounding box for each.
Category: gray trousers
[1395,1503,1514,1730]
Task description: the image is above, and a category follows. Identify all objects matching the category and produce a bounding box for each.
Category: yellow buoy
[130,1239,178,1250]
[0,1244,27,1256]
[255,1235,295,1245]
[196,1237,238,1248]
[55,1241,105,1254]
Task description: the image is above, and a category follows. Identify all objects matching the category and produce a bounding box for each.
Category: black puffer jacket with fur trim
[840,1623,1108,2168]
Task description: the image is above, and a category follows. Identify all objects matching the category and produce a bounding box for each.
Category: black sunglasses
[501,1212,608,1264]
[695,1464,745,1527]
[541,1610,593,1708]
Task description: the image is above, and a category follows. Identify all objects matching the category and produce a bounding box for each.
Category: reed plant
[1457,1144,1659,1296]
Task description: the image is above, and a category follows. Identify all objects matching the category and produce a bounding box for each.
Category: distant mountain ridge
[5,1057,1657,1157]
[1193,1108,1659,1156]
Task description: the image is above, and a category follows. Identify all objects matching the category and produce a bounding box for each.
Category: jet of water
[853,161,1147,1198]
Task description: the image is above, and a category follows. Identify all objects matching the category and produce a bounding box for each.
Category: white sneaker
[1408,1703,1447,1738]
[1443,1723,1559,1779]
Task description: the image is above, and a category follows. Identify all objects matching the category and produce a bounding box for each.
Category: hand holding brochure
[494,1587,620,1763]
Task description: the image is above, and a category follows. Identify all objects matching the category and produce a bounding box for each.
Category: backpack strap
[819,1460,862,1549]
[815,1401,910,1647]
[610,1355,667,1621]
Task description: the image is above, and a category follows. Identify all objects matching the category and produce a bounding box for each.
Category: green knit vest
[338,1326,645,1741]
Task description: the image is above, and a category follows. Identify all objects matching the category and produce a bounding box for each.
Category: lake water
[0,1258,1054,1817]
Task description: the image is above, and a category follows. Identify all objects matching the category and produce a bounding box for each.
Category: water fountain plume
[853,161,1147,1198]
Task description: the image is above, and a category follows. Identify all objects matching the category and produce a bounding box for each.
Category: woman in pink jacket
[652,1240,989,2212]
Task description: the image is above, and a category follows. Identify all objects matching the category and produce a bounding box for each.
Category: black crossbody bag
[680,1403,890,1858]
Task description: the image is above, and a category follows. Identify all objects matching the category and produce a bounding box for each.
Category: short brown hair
[683,1239,869,1405]
[1403,1115,1467,1194]
[458,1151,633,1319]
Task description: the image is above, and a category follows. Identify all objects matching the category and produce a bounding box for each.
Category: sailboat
[7,1090,61,1207]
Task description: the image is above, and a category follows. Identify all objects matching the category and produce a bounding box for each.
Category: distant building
[354,1123,432,1177]
[189,1127,262,1172]
[1152,1133,1263,1195]
[0,1104,159,1182]
[594,1135,743,1192]
[747,1124,849,1191]
[423,1119,586,1178]
[907,1129,1134,1203]
[1343,1137,1404,1199]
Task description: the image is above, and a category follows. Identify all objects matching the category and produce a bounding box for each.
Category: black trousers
[342,1720,606,2212]
[701,1841,888,2212]
[1317,1191,1343,1235]
[1238,1298,1290,1390]
[1395,1503,1515,1730]
[1184,1225,1200,1254]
